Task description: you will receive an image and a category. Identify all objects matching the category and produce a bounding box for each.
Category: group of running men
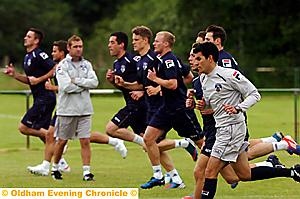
[3,25,300,198]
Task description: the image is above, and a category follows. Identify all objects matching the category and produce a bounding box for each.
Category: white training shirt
[200,65,261,127]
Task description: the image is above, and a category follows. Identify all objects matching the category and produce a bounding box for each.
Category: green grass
[0,93,300,198]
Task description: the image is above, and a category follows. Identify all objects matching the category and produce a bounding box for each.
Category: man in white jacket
[51,35,99,181]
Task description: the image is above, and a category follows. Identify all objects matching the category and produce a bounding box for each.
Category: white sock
[83,165,91,176]
[164,172,171,184]
[42,160,50,169]
[272,141,288,151]
[255,161,273,167]
[169,168,183,184]
[51,163,59,171]
[152,165,163,179]
[133,134,144,146]
[261,136,278,143]
[108,137,119,146]
[175,139,189,148]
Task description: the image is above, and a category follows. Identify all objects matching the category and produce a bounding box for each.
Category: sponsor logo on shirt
[232,71,240,80]
[39,52,49,60]
[143,62,148,70]
[165,59,175,68]
[222,59,232,68]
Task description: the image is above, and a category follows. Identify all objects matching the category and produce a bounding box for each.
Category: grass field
[0,93,299,198]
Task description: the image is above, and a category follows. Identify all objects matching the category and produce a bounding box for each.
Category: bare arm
[147,68,177,90]
[3,63,29,84]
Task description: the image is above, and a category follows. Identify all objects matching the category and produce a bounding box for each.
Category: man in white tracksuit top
[193,42,300,199]
[51,35,98,181]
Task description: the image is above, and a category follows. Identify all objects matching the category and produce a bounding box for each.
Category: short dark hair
[197,30,206,40]
[132,25,153,44]
[28,28,44,45]
[53,40,68,55]
[205,25,227,46]
[110,32,128,50]
[193,42,219,62]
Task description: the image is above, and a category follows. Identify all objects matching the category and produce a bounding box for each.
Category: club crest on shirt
[143,62,148,70]
[165,59,175,68]
[27,59,31,66]
[120,65,126,73]
[222,59,232,68]
[215,83,222,92]
[80,65,88,73]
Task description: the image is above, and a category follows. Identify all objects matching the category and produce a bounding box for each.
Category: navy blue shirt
[113,52,145,106]
[136,50,163,110]
[218,50,240,70]
[23,48,56,103]
[156,51,186,109]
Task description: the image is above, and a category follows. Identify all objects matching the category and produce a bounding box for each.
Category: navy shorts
[21,101,56,130]
[201,124,216,157]
[111,105,147,135]
[149,106,203,142]
[50,112,57,127]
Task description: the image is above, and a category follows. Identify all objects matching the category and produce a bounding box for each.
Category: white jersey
[200,65,261,127]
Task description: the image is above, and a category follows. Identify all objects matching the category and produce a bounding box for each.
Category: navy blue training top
[156,51,186,109]
[113,52,145,106]
[23,48,56,103]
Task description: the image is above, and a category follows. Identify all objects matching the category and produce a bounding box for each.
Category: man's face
[153,34,165,54]
[132,33,147,53]
[24,31,37,48]
[52,46,64,62]
[205,32,214,43]
[188,48,197,71]
[68,40,83,59]
[194,51,210,74]
[108,36,122,57]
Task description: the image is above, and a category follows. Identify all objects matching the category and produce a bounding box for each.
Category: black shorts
[21,101,56,130]
[111,105,147,135]
[149,107,203,142]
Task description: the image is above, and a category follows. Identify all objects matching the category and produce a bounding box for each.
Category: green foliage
[0,0,299,88]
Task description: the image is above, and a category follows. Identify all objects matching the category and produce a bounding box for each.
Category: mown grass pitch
[0,93,299,198]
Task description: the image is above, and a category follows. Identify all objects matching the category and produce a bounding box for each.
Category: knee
[18,123,27,135]
[105,123,116,137]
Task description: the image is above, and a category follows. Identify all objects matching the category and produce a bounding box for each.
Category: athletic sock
[175,139,189,148]
[169,168,183,184]
[201,178,218,199]
[152,165,163,179]
[133,134,144,146]
[108,137,119,146]
[83,165,91,176]
[51,163,59,171]
[251,166,291,180]
[42,160,50,169]
[272,141,288,151]
[254,161,273,167]
[261,136,278,143]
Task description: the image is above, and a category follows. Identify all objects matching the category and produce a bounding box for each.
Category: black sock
[251,166,291,181]
[201,178,217,199]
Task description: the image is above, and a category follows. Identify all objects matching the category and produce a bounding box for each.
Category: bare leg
[18,123,46,143]
[80,138,91,165]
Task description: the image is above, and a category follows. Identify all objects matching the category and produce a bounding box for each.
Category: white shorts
[211,121,247,162]
[56,115,91,140]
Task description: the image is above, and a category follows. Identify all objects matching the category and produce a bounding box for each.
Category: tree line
[0,0,299,88]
